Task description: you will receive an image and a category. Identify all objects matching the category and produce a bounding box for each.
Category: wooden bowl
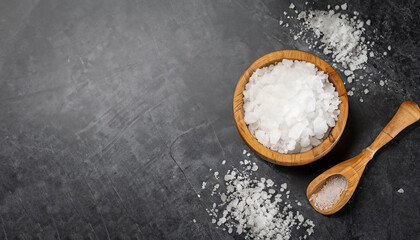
[233,50,349,166]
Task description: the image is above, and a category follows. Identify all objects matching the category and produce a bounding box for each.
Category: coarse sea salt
[243,59,340,154]
[309,175,348,210]
[279,2,391,102]
[206,151,315,239]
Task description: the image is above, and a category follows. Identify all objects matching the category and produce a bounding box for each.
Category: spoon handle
[368,101,420,153]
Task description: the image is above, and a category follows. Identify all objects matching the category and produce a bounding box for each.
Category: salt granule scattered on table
[279,2,392,102]
[310,175,348,210]
[243,60,340,153]
[206,151,315,239]
[397,188,404,194]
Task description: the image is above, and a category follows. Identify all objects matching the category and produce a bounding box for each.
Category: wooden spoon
[307,101,420,215]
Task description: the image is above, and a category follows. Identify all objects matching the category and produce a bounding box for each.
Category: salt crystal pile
[309,175,348,210]
[302,10,369,73]
[243,60,341,153]
[206,150,315,239]
[281,3,391,102]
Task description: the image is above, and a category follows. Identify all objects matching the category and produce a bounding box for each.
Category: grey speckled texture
[0,0,419,239]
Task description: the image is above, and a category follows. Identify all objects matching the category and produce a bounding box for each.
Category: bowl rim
[233,49,349,166]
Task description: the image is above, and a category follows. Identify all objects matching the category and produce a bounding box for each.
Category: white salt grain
[341,3,347,10]
[383,52,387,56]
[388,45,391,51]
[364,89,369,94]
[243,60,340,154]
[366,19,371,25]
[202,181,207,189]
[310,175,348,210]
[214,171,219,179]
[222,160,226,165]
[397,188,404,194]
[193,219,196,223]
[379,80,385,86]
[289,3,295,9]
[344,70,353,76]
[208,151,315,239]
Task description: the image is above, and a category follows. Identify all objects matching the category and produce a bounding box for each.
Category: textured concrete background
[0,0,419,239]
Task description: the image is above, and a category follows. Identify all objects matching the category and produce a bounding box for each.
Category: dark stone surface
[0,0,419,239]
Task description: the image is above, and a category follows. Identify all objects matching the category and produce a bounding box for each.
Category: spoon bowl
[307,150,372,215]
[307,101,420,215]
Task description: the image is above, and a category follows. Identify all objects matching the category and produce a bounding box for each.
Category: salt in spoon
[307,101,420,215]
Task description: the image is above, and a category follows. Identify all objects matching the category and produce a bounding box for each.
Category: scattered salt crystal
[379,80,385,86]
[281,183,288,189]
[310,175,348,210]
[277,4,394,100]
[344,70,353,76]
[397,188,404,194]
[221,193,227,202]
[222,160,226,165]
[266,179,274,187]
[347,90,353,96]
[242,150,246,155]
[251,163,258,171]
[383,52,387,56]
[289,3,295,9]
[243,60,340,153]
[388,45,391,51]
[202,182,207,189]
[207,151,315,239]
[364,89,369,94]
[197,194,201,198]
[246,153,250,157]
[284,11,287,15]
[214,171,219,179]
[193,219,196,223]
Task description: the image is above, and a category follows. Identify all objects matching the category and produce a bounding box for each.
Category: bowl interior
[233,50,349,166]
